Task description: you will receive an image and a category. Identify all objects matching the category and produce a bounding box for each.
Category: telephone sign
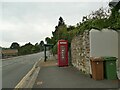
[58,40,68,67]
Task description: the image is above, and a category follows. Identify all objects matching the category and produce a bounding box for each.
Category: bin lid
[103,56,117,61]
[90,57,104,62]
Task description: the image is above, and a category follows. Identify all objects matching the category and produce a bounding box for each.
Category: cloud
[0,2,109,47]
[1,0,111,2]
[1,19,53,47]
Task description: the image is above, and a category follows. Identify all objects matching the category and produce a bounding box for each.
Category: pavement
[33,60,119,89]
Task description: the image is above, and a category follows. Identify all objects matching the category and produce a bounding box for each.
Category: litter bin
[90,57,104,80]
[103,57,117,80]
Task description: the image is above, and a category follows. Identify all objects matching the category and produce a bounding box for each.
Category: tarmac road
[2,51,48,88]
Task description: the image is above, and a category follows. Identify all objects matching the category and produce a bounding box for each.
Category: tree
[39,41,44,51]
[39,41,44,46]
[108,1,120,29]
[18,42,34,55]
[86,7,111,20]
[45,17,71,54]
[58,16,65,26]
[45,37,51,44]
[10,42,20,49]
[67,25,75,31]
[34,43,40,53]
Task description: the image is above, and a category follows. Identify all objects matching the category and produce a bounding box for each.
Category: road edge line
[14,59,42,89]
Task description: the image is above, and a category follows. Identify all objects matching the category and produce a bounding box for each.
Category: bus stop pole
[44,46,46,62]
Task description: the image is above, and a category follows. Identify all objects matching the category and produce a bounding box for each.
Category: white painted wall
[90,29,119,78]
[90,29,118,58]
[118,31,120,79]
[118,31,120,66]
[0,63,1,90]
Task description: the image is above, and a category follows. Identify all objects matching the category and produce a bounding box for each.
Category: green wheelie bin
[103,57,117,80]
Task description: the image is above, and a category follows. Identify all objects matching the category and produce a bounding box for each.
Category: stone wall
[71,29,119,77]
[71,30,90,74]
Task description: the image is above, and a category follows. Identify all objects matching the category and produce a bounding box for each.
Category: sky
[0,0,111,48]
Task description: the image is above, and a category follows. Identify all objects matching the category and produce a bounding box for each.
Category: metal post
[69,46,72,66]
[44,46,46,62]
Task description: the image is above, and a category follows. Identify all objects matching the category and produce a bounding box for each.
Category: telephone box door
[58,40,68,67]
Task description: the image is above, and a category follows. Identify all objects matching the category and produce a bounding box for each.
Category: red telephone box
[58,40,68,67]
